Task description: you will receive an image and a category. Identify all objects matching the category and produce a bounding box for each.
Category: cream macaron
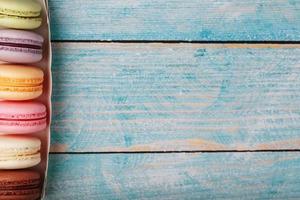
[0,135,41,169]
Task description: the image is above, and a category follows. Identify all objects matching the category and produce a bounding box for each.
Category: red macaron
[0,170,41,200]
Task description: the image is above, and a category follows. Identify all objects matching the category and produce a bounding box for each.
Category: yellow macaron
[0,64,44,100]
[0,0,42,29]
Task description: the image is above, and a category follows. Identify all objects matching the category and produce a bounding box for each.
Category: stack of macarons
[0,0,46,199]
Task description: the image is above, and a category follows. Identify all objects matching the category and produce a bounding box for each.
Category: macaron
[0,170,41,200]
[0,135,41,169]
[0,0,42,30]
[0,64,44,101]
[0,101,47,134]
[0,29,44,63]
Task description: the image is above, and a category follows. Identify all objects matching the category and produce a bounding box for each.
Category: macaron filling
[0,144,40,158]
[0,146,40,163]
[0,10,42,27]
[0,14,42,30]
[0,38,42,55]
[0,77,43,92]
[0,40,42,49]
[0,117,47,131]
[0,154,40,164]
[0,109,46,120]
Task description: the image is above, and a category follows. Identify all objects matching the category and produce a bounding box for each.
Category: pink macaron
[0,101,47,134]
[0,29,44,63]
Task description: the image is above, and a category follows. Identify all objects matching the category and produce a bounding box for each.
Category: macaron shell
[0,64,43,80]
[0,0,42,17]
[0,118,47,134]
[0,136,40,151]
[0,154,40,169]
[0,189,41,200]
[0,136,40,156]
[0,170,40,189]
[0,48,42,63]
[0,29,43,43]
[0,101,47,120]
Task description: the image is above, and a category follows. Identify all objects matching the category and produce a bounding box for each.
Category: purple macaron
[0,29,44,63]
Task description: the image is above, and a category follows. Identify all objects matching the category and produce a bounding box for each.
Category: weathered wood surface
[51,43,300,152]
[45,152,300,199]
[49,0,300,41]
[47,0,300,199]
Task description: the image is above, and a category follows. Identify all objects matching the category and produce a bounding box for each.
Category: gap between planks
[50,149,300,155]
[52,40,300,44]
[51,41,300,49]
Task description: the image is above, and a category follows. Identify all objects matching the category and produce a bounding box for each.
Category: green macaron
[0,0,42,29]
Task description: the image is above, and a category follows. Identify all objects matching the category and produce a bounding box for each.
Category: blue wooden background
[46,1,300,199]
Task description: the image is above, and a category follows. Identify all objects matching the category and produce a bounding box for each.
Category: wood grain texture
[51,43,300,152]
[46,1,300,199]
[49,0,300,41]
[45,152,300,199]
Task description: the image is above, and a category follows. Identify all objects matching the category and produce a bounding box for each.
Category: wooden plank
[49,0,300,41]
[45,152,300,199]
[51,43,300,152]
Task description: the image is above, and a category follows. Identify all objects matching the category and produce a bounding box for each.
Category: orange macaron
[0,64,44,100]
